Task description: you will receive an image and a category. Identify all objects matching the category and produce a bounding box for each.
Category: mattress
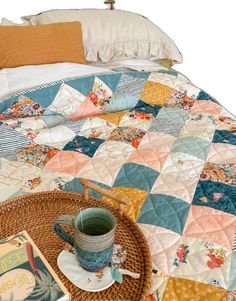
[0,64,236,301]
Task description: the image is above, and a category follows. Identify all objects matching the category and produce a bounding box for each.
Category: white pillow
[0,18,30,26]
[22,9,183,64]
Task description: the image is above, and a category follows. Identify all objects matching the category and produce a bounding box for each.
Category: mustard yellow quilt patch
[162,277,227,301]
[141,81,175,106]
[98,112,126,126]
[102,187,148,221]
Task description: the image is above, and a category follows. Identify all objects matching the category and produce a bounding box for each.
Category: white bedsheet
[0,63,110,100]
[91,58,168,72]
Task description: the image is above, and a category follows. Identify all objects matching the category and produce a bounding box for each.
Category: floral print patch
[165,91,195,111]
[173,244,190,266]
[144,293,159,301]
[108,127,146,148]
[128,111,154,121]
[193,179,236,215]
[16,144,59,167]
[8,120,23,130]
[129,100,161,117]
[23,176,69,192]
[53,177,68,190]
[205,242,227,269]
[190,113,217,125]
[200,162,236,186]
[87,77,112,110]
[1,96,45,119]
[87,91,111,109]
[25,177,41,190]
[217,115,236,131]
[63,135,104,157]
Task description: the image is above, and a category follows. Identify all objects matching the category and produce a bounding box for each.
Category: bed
[0,1,236,300]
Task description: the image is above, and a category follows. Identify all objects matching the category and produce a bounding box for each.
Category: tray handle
[80,178,129,210]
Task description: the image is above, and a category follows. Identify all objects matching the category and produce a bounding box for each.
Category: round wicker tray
[0,191,152,301]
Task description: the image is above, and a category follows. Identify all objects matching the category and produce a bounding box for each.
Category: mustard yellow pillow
[0,22,86,69]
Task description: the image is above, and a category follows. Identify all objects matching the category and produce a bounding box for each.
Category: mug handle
[53,215,74,246]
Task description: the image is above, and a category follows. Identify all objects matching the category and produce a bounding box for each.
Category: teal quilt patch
[171,137,211,160]
[137,194,190,234]
[113,163,159,192]
[192,180,236,215]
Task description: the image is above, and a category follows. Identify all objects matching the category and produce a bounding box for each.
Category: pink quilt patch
[43,151,90,177]
[183,205,236,249]
[69,99,101,121]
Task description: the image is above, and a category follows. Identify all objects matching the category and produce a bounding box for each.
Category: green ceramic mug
[53,208,116,272]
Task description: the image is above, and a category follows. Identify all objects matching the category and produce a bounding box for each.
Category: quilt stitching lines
[1,70,236,299]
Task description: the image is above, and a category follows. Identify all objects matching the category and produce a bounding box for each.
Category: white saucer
[57,251,115,292]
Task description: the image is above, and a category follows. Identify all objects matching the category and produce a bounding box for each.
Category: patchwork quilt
[0,70,236,301]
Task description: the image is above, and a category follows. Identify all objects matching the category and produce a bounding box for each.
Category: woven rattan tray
[0,181,152,301]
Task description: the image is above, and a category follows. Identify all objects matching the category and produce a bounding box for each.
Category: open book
[0,231,70,301]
